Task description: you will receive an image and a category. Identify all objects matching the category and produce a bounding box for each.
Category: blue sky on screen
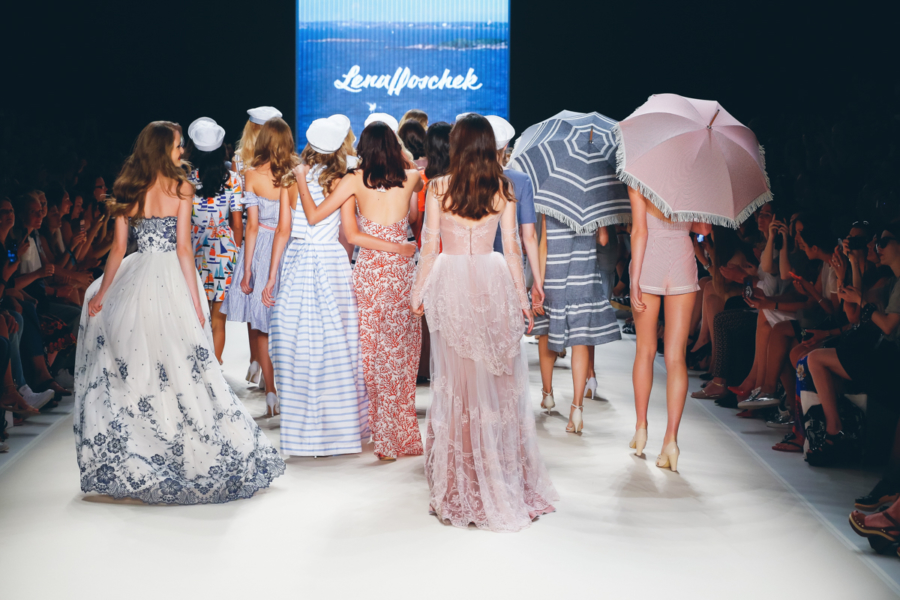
[298,0,509,23]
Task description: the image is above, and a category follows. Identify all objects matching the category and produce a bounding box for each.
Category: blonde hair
[400,109,428,129]
[235,120,262,173]
[109,121,191,222]
[300,143,349,194]
[251,118,300,187]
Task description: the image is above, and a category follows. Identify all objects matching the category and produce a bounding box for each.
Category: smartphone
[7,240,17,264]
[743,277,754,299]
[79,219,85,232]
[697,234,705,243]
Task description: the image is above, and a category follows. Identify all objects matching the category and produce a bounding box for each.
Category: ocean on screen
[296,0,510,136]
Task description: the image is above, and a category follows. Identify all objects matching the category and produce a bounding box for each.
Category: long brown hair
[251,118,300,187]
[357,123,407,191]
[442,114,513,220]
[109,121,191,222]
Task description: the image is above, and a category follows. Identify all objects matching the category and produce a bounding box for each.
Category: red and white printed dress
[353,212,423,459]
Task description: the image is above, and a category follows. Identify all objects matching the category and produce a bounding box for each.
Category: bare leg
[701,291,725,364]
[257,332,275,396]
[209,301,226,364]
[586,346,596,379]
[806,348,850,435]
[737,311,770,393]
[689,277,710,338]
[537,335,556,395]
[662,293,696,444]
[568,345,589,429]
[248,325,259,364]
[690,283,710,352]
[762,320,795,394]
[632,293,662,431]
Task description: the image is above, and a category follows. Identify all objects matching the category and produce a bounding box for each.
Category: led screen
[296,0,510,141]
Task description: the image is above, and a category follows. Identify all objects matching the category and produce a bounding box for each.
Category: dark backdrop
[2,0,896,203]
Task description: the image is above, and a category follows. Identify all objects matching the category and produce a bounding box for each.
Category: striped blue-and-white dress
[269,167,369,457]
[532,215,620,351]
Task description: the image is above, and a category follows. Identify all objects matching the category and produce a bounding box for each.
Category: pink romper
[638,214,700,296]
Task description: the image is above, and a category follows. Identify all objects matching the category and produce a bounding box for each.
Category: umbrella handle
[707,109,721,130]
[589,126,593,144]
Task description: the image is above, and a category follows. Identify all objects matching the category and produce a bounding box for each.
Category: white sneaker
[20,385,54,410]
[55,369,75,389]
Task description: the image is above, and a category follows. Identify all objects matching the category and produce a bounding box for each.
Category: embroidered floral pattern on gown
[74,216,285,504]
[354,213,422,459]
[411,183,558,532]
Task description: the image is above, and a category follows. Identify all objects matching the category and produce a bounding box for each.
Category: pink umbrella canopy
[613,94,771,228]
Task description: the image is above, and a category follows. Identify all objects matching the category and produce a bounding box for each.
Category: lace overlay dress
[74,217,285,504]
[412,188,558,532]
[354,212,422,459]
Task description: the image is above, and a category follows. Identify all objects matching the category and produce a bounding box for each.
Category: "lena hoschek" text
[334,65,483,96]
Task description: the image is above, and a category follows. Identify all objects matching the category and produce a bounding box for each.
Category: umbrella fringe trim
[534,206,632,234]
[612,124,774,229]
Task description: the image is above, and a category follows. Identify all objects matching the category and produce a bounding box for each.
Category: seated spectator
[806,223,900,465]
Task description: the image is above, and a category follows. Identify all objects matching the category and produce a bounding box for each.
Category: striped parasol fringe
[611,123,773,229]
[534,205,632,234]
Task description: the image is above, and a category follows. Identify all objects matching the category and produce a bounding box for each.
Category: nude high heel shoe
[584,377,598,399]
[656,440,680,472]
[247,361,261,384]
[541,388,556,413]
[629,428,648,457]
[566,403,583,434]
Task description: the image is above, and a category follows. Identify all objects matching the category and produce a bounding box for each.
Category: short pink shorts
[638,215,700,296]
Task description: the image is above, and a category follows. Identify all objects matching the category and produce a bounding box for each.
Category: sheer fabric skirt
[423,253,558,532]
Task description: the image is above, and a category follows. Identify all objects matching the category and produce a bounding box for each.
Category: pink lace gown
[412,186,558,532]
[353,213,423,458]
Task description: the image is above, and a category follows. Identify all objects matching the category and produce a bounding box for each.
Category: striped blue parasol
[510,111,631,233]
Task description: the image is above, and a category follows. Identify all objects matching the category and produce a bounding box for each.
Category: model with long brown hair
[74,121,284,504]
[220,117,297,418]
[410,114,558,531]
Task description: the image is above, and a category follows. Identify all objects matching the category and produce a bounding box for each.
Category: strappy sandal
[849,510,900,543]
[773,431,804,453]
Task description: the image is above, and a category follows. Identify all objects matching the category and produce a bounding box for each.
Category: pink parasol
[613,93,771,228]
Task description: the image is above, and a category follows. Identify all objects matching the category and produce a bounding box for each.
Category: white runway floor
[1,322,898,599]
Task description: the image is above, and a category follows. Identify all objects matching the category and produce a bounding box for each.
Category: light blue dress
[269,167,369,456]
[220,191,282,333]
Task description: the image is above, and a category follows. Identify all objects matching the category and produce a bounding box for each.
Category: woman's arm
[500,199,534,333]
[294,166,356,225]
[86,215,129,316]
[261,185,296,307]
[627,187,649,312]
[228,171,244,247]
[174,196,206,326]
[760,221,777,273]
[777,224,792,280]
[241,206,259,294]
[230,211,243,247]
[340,198,416,255]
[411,186,443,313]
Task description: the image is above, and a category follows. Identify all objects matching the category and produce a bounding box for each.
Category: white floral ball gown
[412,187,558,532]
[74,216,285,504]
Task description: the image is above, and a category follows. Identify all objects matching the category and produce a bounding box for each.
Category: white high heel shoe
[629,428,648,457]
[247,361,261,385]
[566,404,583,434]
[540,388,556,413]
[656,440,680,472]
[584,377,598,399]
[265,392,280,418]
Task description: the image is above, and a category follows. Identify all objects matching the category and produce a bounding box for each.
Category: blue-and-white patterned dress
[74,217,285,504]
[220,191,282,333]
[269,167,369,457]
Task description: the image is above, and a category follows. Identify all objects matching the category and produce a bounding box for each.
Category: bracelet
[860,302,877,324]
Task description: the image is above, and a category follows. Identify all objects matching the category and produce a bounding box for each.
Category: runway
[0,322,897,599]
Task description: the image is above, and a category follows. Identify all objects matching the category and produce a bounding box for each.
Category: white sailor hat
[188,117,226,152]
[364,112,399,132]
[329,114,352,133]
[486,115,515,150]
[307,117,350,154]
[346,155,360,170]
[247,106,283,125]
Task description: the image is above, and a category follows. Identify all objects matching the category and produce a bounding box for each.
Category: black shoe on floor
[855,479,900,511]
[806,431,848,467]
[714,395,738,409]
